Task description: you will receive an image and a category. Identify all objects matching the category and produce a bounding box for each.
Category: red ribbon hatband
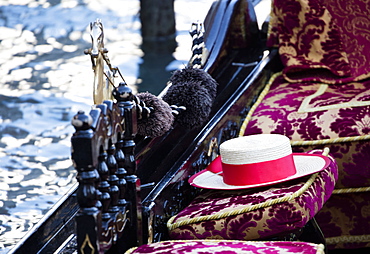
[207,154,296,186]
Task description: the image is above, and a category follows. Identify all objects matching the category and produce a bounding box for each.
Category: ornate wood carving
[71,82,141,253]
[143,119,241,244]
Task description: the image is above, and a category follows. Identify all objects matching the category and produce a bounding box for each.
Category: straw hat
[189,134,330,190]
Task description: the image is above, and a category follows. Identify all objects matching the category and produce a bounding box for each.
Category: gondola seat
[125,240,325,254]
[238,0,370,250]
[167,150,337,242]
[241,73,370,250]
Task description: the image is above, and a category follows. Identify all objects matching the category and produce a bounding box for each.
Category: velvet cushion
[168,152,337,241]
[316,192,370,249]
[241,73,370,248]
[125,240,325,254]
[267,0,370,84]
[242,73,370,189]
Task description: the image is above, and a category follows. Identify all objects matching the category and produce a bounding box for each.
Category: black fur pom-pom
[169,66,218,100]
[136,92,174,137]
[163,66,218,129]
[162,80,213,129]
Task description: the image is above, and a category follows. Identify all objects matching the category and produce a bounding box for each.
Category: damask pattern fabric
[268,0,370,83]
[316,192,370,249]
[125,240,325,254]
[242,74,370,189]
[241,73,370,248]
[169,154,337,241]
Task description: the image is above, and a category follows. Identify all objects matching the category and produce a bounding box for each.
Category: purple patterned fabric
[169,153,337,241]
[125,240,325,254]
[316,193,370,249]
[243,75,370,189]
[268,0,370,83]
[242,74,370,248]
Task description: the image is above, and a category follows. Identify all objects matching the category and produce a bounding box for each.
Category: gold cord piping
[168,172,319,231]
[332,186,370,194]
[326,235,370,245]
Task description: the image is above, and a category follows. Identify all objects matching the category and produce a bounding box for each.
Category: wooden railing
[71,82,142,253]
[69,16,211,253]
[7,1,269,253]
[69,1,265,252]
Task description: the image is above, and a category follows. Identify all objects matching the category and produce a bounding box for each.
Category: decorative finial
[112,82,133,102]
[71,110,93,131]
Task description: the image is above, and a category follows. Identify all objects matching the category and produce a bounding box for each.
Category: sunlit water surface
[0,0,214,252]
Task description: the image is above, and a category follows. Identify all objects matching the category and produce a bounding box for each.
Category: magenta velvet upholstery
[241,73,370,249]
[246,0,370,247]
[268,0,370,84]
[125,240,325,254]
[243,74,370,189]
[168,152,337,241]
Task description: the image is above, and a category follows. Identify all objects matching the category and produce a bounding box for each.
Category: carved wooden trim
[71,82,141,253]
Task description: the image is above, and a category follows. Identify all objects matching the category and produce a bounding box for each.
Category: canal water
[0,0,213,252]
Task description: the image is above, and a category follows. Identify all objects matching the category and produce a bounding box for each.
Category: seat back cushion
[268,0,370,84]
[240,72,370,248]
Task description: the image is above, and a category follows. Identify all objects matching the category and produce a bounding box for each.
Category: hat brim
[189,153,331,190]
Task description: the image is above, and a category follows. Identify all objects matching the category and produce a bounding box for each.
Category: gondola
[8,0,370,253]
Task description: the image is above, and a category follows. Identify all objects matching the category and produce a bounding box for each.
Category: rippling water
[0,0,213,252]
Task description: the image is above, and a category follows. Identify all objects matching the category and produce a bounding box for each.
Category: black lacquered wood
[70,82,141,253]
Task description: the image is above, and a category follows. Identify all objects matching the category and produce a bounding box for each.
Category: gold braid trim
[326,235,370,245]
[168,172,319,231]
[238,72,282,137]
[125,247,138,254]
[322,147,330,156]
[291,135,370,146]
[332,186,370,194]
[124,240,325,254]
[316,243,326,254]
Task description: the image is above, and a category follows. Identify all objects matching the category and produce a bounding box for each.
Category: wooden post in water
[138,0,177,94]
[140,0,176,43]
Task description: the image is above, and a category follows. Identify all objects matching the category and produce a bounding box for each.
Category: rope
[291,135,370,146]
[316,243,325,254]
[168,147,331,231]
[326,234,370,245]
[189,22,204,69]
[168,171,319,231]
[332,186,370,194]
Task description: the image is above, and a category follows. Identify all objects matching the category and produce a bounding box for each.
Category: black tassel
[136,92,174,137]
[163,66,218,129]
[169,66,217,100]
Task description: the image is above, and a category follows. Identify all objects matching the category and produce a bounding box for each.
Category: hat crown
[220,134,292,165]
